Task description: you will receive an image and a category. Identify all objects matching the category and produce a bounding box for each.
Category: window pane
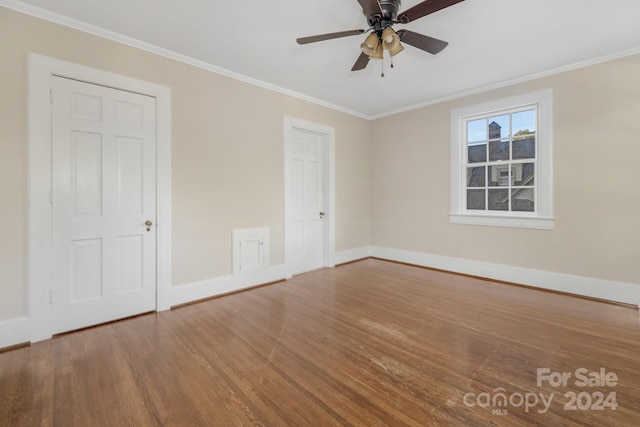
[467,167,485,187]
[489,139,509,161]
[488,189,509,211]
[513,163,535,186]
[513,136,535,159]
[488,115,509,139]
[488,165,511,187]
[467,189,485,210]
[467,119,486,143]
[512,109,536,135]
[512,188,535,212]
[468,143,486,163]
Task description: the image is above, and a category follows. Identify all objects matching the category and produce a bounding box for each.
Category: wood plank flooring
[1,258,639,426]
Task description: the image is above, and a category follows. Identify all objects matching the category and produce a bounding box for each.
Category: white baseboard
[0,317,30,349]
[2,246,634,349]
[170,264,289,307]
[0,265,289,348]
[370,246,640,306]
[334,247,373,265]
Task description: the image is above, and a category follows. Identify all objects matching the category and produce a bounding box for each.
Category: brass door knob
[145,220,153,231]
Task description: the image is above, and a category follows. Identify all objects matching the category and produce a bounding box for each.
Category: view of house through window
[465,107,536,213]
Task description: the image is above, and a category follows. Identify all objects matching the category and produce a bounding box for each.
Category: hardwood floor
[1,258,639,426]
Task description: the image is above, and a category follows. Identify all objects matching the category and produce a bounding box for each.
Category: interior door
[290,129,324,274]
[51,76,157,334]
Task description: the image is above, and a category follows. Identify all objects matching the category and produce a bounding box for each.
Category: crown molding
[0,0,369,120]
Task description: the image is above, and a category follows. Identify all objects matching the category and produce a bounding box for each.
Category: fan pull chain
[381,56,385,78]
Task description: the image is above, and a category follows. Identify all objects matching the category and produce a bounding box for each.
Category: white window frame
[449,89,554,229]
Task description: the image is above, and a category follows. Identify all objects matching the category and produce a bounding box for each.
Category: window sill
[449,213,554,230]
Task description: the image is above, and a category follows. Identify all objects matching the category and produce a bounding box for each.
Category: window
[450,90,553,229]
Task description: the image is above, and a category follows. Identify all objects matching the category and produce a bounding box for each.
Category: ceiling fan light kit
[387,41,404,57]
[360,32,380,56]
[296,0,465,74]
[381,27,401,52]
[369,44,384,60]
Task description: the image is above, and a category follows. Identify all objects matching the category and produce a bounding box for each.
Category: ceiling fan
[297,0,465,73]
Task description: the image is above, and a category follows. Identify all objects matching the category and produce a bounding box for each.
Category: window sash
[462,105,537,214]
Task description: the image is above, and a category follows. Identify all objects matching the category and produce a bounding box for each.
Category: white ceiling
[6,0,640,118]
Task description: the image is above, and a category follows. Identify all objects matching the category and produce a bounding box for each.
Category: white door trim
[28,53,172,342]
[284,116,335,275]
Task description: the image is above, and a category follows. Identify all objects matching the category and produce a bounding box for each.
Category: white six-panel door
[51,76,157,334]
[289,129,324,274]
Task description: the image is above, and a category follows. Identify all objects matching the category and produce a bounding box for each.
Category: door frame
[283,116,335,275]
[28,53,172,342]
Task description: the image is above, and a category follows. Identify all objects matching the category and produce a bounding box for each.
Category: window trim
[450,89,554,229]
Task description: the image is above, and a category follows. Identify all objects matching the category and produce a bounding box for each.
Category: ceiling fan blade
[397,0,465,24]
[351,52,370,71]
[356,0,383,17]
[297,29,366,45]
[397,29,448,54]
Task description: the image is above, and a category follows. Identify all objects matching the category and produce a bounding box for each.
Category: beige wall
[0,7,371,321]
[371,54,640,285]
[2,5,638,326]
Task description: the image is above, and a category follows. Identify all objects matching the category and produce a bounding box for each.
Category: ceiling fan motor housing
[367,0,401,30]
